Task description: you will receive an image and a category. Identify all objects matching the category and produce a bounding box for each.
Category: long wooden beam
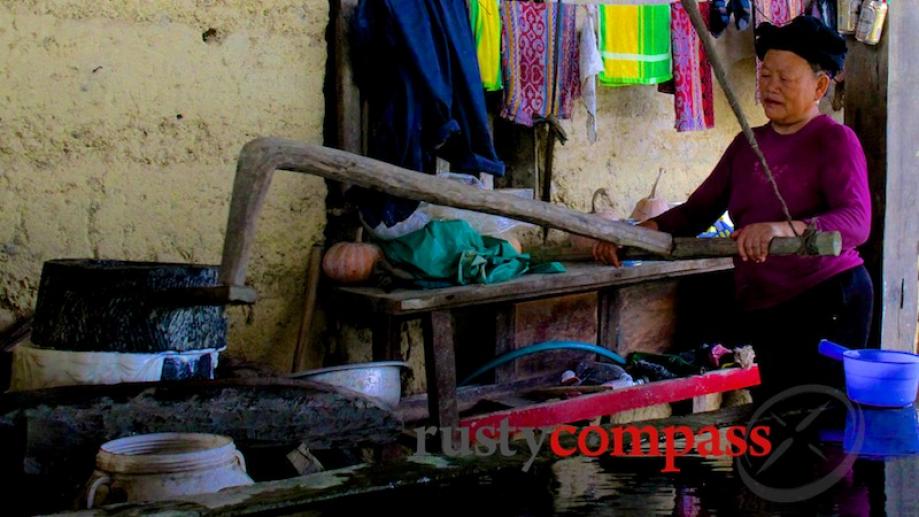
[219,139,839,288]
[219,138,672,286]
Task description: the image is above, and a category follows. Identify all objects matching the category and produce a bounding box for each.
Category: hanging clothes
[671,1,715,132]
[806,0,837,31]
[754,0,807,102]
[579,6,604,143]
[709,0,753,37]
[597,4,673,87]
[710,0,730,36]
[469,0,503,91]
[351,0,505,236]
[756,0,807,25]
[499,1,580,127]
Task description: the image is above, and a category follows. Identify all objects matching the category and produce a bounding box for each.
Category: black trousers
[737,265,874,400]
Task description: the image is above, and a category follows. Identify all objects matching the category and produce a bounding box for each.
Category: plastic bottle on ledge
[604,377,647,390]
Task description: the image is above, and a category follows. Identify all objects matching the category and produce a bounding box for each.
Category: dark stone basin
[31,259,227,353]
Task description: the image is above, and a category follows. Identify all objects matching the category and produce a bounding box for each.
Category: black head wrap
[754,16,847,76]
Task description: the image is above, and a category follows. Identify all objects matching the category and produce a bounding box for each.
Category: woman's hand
[732,221,806,263]
[592,220,659,267]
[592,241,622,267]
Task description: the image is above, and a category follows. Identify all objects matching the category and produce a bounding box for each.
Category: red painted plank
[459,366,760,434]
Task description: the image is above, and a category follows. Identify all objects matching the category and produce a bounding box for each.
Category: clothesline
[503,0,709,5]
[489,0,716,132]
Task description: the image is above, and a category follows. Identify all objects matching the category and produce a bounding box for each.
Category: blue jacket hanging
[710,0,752,37]
[352,0,505,230]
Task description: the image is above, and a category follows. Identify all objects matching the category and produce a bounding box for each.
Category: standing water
[302,403,918,515]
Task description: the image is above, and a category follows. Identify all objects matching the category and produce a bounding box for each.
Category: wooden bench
[329,258,737,430]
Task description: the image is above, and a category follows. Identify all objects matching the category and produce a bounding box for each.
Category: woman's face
[758,50,830,125]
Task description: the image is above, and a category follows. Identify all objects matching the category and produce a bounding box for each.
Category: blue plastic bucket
[819,340,919,408]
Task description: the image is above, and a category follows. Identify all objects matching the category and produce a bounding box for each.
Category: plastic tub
[819,340,919,408]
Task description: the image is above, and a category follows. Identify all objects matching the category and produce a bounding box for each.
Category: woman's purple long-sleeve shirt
[654,115,871,311]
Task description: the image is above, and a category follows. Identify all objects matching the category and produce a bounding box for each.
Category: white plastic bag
[419,172,535,237]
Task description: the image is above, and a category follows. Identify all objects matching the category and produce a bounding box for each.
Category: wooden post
[334,0,361,154]
[845,7,919,352]
[597,288,619,351]
[881,7,919,351]
[422,310,459,431]
[291,246,323,373]
[323,0,362,242]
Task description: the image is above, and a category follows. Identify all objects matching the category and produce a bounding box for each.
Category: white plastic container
[83,433,253,508]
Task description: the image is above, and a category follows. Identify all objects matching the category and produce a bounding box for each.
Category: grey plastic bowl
[289,361,408,407]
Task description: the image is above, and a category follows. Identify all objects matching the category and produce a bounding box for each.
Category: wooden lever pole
[529,231,841,263]
[219,139,840,288]
[220,138,671,286]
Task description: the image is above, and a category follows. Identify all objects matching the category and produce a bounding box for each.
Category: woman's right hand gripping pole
[592,220,660,267]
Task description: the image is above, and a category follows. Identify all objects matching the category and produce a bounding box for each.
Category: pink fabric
[499,1,579,127]
[671,2,715,132]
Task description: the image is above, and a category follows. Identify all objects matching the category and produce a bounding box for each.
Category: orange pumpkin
[571,188,617,250]
[321,241,383,284]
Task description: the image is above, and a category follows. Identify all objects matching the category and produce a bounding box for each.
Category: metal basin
[289,361,409,407]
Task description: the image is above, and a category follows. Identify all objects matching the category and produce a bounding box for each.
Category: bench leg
[422,310,458,431]
[494,304,518,383]
[598,288,620,351]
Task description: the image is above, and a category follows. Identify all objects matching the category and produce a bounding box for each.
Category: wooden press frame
[329,0,919,352]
